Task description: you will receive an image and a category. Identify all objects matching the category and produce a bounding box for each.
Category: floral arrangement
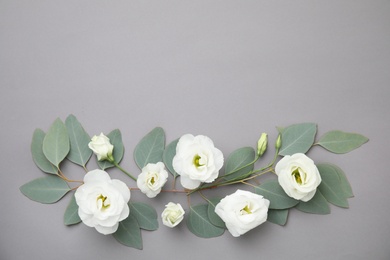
[20,115,368,249]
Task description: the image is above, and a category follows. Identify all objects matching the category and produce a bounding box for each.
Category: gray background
[1,1,389,259]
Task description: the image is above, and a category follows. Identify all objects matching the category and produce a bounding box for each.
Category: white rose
[161,202,185,228]
[88,133,114,161]
[137,162,168,198]
[172,134,224,189]
[215,190,269,237]
[75,169,130,235]
[275,153,321,202]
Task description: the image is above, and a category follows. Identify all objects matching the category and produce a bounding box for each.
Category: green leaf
[65,114,92,167]
[267,209,288,226]
[333,164,354,198]
[295,190,330,214]
[279,123,317,156]
[43,118,70,167]
[134,127,165,169]
[317,163,349,208]
[97,129,124,170]
[20,175,70,204]
[129,202,158,231]
[317,130,369,154]
[64,193,81,225]
[31,129,58,174]
[187,204,225,238]
[224,147,255,181]
[163,138,179,178]
[207,198,226,228]
[254,179,299,209]
[113,215,142,249]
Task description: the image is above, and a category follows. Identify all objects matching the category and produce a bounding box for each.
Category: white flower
[215,190,269,237]
[161,202,185,228]
[275,153,321,202]
[137,162,168,198]
[88,133,114,161]
[172,134,224,189]
[75,169,130,235]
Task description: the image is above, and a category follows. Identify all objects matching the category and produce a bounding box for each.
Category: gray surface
[1,1,389,259]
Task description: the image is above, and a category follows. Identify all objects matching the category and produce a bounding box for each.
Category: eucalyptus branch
[111,161,137,181]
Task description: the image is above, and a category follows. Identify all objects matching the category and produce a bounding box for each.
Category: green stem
[112,161,137,181]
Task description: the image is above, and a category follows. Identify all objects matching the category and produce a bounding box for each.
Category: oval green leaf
[97,129,124,170]
[43,118,70,167]
[207,198,226,228]
[254,179,299,209]
[187,204,225,238]
[295,190,330,214]
[113,215,142,249]
[163,138,179,178]
[20,175,70,204]
[317,130,369,154]
[129,202,158,231]
[224,147,255,181]
[64,193,81,225]
[279,123,317,156]
[134,127,165,169]
[267,209,288,226]
[65,114,92,167]
[317,163,349,208]
[31,129,58,174]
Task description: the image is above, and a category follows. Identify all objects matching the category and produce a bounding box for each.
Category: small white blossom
[88,133,114,161]
[137,162,168,198]
[161,202,185,228]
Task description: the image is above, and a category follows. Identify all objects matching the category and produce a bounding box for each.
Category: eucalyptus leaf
[317,163,349,208]
[64,193,81,225]
[224,147,255,181]
[207,198,226,228]
[267,209,288,226]
[65,114,92,167]
[295,190,330,214]
[279,123,317,156]
[187,204,225,238]
[333,164,354,198]
[129,202,158,231]
[317,130,368,154]
[113,215,142,249]
[134,127,165,169]
[97,129,124,170]
[163,138,179,178]
[31,129,58,174]
[20,175,70,204]
[254,179,299,209]
[43,118,70,167]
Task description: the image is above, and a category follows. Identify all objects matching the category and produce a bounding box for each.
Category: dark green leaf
[98,129,124,170]
[254,179,299,209]
[31,129,58,174]
[43,118,70,167]
[267,209,288,226]
[224,147,255,181]
[129,202,158,231]
[134,127,165,169]
[163,138,179,178]
[113,215,142,249]
[64,193,81,225]
[187,204,225,238]
[295,190,330,214]
[279,123,317,156]
[207,198,226,228]
[317,130,368,154]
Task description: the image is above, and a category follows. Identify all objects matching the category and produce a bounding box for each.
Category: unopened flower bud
[275,134,282,150]
[257,133,268,156]
[88,133,114,161]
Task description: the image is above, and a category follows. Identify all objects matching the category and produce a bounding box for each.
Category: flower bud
[161,202,185,228]
[257,133,268,156]
[275,134,282,150]
[88,133,114,161]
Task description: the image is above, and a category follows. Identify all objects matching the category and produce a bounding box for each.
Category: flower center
[240,203,252,215]
[193,154,205,168]
[292,168,303,185]
[97,194,110,210]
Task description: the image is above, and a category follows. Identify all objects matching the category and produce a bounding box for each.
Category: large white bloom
[215,190,269,237]
[275,153,321,202]
[137,162,168,198]
[75,169,130,235]
[172,134,224,189]
[88,133,114,161]
[161,202,185,228]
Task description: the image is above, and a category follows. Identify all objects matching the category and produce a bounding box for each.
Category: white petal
[95,223,119,235]
[84,169,111,184]
[111,179,131,203]
[180,176,201,190]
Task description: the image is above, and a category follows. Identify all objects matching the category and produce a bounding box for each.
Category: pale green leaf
[64,193,81,225]
[295,190,330,214]
[134,127,165,169]
[224,147,255,181]
[254,179,299,209]
[207,198,226,228]
[31,129,58,174]
[113,215,142,249]
[98,129,124,170]
[163,138,179,178]
[20,175,70,204]
[43,118,70,167]
[317,130,368,154]
[279,123,317,156]
[187,204,225,238]
[333,164,353,198]
[65,114,92,167]
[267,209,288,226]
[317,163,349,208]
[129,202,158,231]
